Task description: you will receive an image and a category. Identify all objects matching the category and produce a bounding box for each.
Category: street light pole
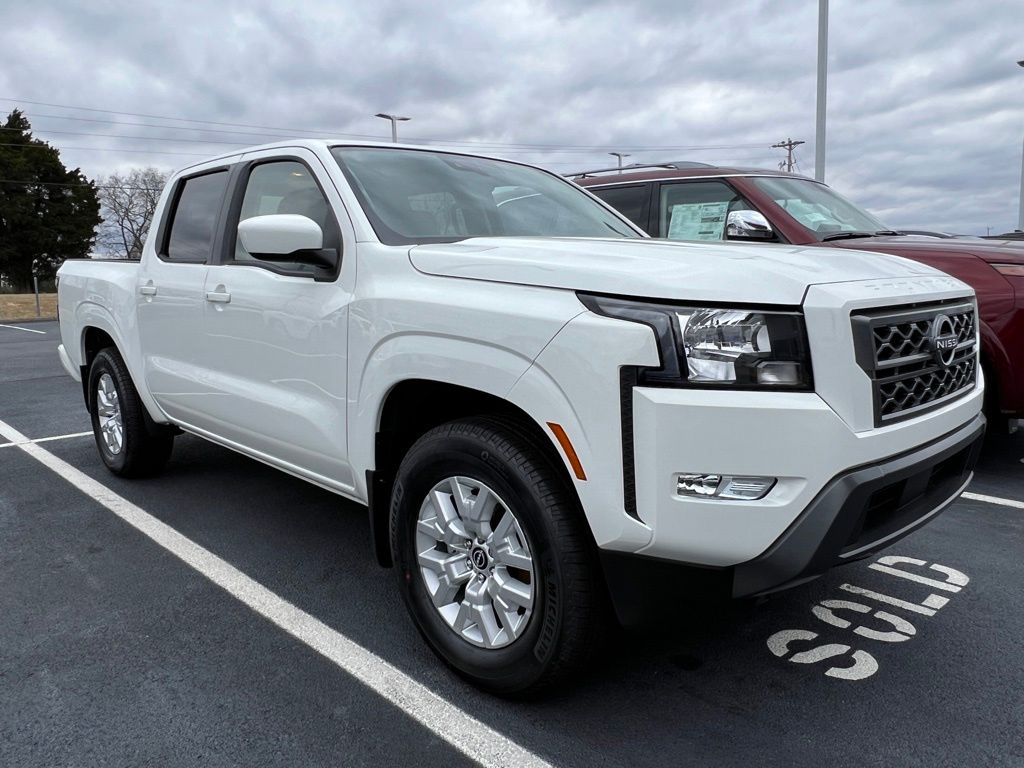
[815,0,829,182]
[1017,60,1024,231]
[609,152,631,173]
[375,113,410,143]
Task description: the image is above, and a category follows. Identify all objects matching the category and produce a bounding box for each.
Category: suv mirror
[238,214,338,269]
[726,210,774,241]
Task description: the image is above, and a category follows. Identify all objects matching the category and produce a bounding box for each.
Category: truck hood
[831,235,1024,266]
[409,237,944,305]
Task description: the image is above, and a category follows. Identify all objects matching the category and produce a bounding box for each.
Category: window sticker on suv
[667,201,728,240]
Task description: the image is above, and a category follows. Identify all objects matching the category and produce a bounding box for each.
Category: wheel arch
[366,379,587,568]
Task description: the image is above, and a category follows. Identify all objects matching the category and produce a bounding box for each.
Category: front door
[195,150,355,492]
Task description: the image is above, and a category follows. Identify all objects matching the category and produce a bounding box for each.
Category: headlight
[578,293,812,390]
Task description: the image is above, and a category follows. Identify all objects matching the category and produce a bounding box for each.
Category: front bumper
[600,413,984,626]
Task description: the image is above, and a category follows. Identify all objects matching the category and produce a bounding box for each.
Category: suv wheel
[88,348,174,477]
[390,416,603,695]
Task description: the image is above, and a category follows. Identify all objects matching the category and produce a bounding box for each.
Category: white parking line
[0,323,47,334]
[0,431,92,449]
[0,417,550,768]
[961,491,1024,511]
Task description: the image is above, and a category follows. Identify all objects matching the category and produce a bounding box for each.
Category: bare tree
[96,168,167,259]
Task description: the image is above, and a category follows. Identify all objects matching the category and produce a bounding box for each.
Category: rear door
[136,165,232,421]
[194,148,356,491]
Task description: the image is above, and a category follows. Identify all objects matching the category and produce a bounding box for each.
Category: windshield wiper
[874,230,904,236]
[821,231,877,241]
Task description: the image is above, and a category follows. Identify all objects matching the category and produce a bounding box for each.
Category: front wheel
[88,348,174,477]
[390,417,605,695]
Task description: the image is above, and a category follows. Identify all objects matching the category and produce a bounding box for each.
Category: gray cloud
[0,0,1021,233]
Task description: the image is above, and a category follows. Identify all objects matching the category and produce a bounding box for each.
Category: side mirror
[726,210,774,241]
[238,214,337,270]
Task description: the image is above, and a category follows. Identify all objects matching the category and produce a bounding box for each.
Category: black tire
[981,365,1011,439]
[88,347,174,477]
[390,416,605,696]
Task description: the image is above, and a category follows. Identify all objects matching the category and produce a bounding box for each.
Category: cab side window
[164,171,229,262]
[591,185,651,233]
[658,181,757,241]
[233,161,340,273]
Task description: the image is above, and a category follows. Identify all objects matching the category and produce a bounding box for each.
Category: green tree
[0,110,101,291]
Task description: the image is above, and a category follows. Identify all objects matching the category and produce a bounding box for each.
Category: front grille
[872,308,975,364]
[852,299,978,426]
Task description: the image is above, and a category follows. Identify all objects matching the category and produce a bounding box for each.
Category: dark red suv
[574,162,1024,430]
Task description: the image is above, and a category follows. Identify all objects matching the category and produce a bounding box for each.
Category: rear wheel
[88,348,173,477]
[390,416,605,696]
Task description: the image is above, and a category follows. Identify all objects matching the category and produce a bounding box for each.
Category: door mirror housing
[237,214,338,270]
[726,210,774,241]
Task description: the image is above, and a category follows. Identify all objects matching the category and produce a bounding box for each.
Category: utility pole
[815,0,829,181]
[1017,60,1023,231]
[609,152,631,173]
[771,138,806,173]
[375,113,410,143]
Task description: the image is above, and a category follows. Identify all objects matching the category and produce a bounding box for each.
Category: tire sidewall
[392,429,567,692]
[88,350,129,474]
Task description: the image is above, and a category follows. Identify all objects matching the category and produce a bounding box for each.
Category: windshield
[331,147,640,245]
[751,177,889,238]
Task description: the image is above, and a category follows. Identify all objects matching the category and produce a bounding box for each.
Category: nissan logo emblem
[932,314,959,367]
[471,547,489,570]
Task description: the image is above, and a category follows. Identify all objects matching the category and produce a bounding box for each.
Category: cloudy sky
[1,0,1021,234]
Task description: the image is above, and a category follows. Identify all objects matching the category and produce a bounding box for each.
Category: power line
[0,178,162,191]
[2,96,773,152]
[24,112,306,141]
[0,142,208,157]
[0,125,255,146]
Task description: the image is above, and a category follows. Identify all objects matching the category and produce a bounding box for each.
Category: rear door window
[590,185,651,233]
[658,181,754,241]
[165,171,229,262]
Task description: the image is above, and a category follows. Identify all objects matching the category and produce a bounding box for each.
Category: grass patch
[0,293,57,322]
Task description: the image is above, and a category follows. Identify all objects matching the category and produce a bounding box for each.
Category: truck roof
[174,138,513,174]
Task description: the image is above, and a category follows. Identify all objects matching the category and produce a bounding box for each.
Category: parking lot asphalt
[2,321,1022,767]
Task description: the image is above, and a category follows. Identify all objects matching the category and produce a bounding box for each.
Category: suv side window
[165,171,229,262]
[232,160,340,274]
[590,185,650,233]
[658,181,757,241]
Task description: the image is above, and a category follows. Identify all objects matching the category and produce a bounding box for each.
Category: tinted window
[233,161,339,273]
[591,185,649,232]
[165,171,228,261]
[331,147,640,245]
[658,181,756,241]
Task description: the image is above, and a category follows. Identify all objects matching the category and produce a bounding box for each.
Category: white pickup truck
[57,140,985,694]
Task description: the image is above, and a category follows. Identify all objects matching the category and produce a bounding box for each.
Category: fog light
[676,474,776,500]
[677,473,722,496]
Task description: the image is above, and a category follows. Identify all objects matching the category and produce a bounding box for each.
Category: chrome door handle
[205,291,231,304]
[140,285,157,296]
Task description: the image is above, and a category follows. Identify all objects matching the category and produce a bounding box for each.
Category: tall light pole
[1017,60,1024,231]
[375,113,410,143]
[814,0,828,182]
[609,152,631,173]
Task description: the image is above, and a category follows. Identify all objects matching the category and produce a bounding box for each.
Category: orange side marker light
[546,422,587,481]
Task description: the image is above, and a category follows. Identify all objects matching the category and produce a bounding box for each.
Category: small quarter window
[165,171,229,262]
